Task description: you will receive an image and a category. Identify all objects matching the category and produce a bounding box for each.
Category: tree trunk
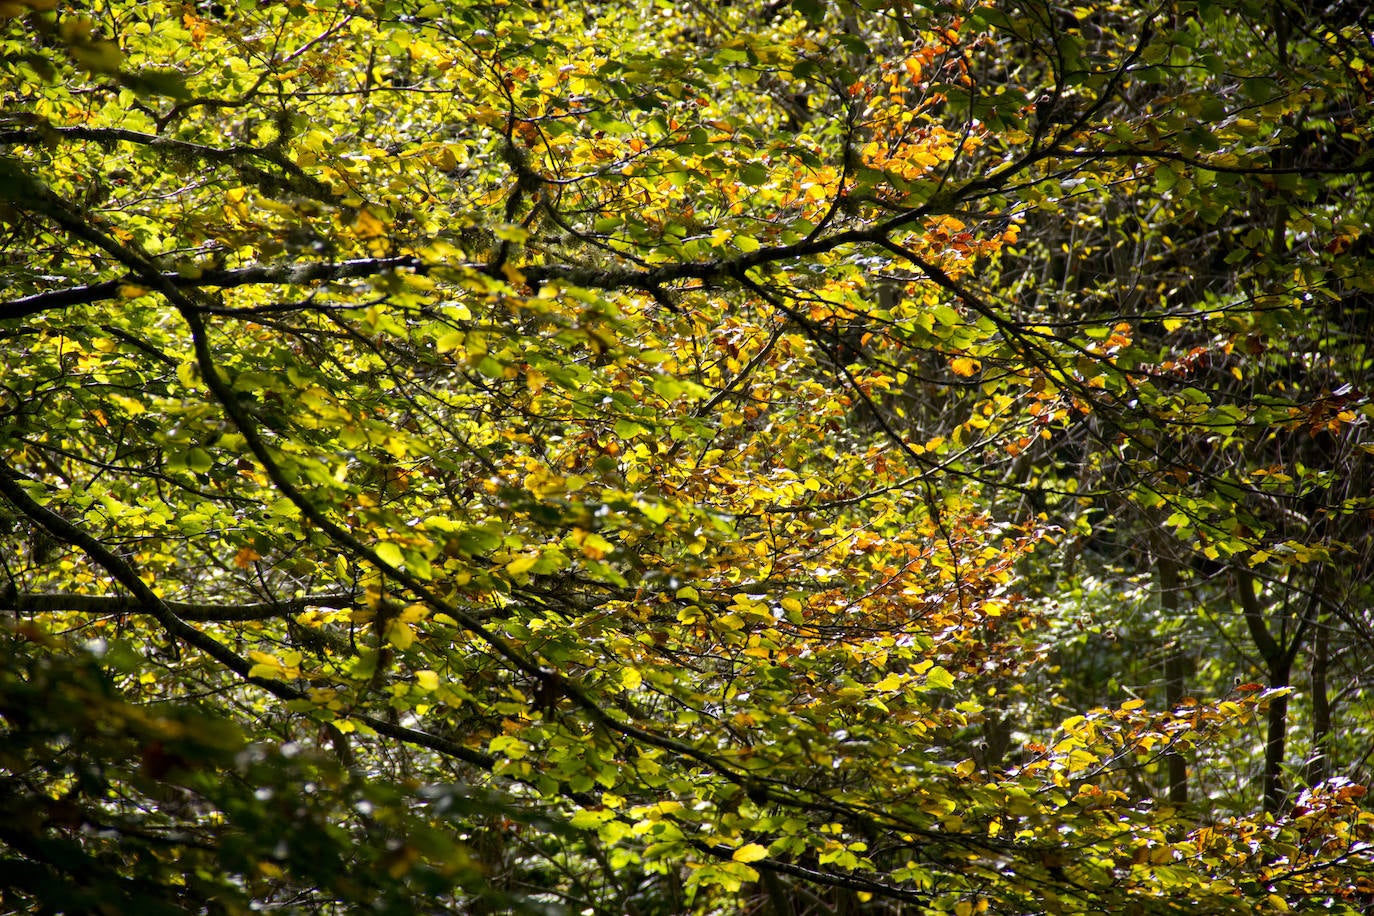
[1236,569,1286,813]
[1304,617,1331,788]
[1262,659,1292,814]
[1156,551,1189,804]
[1236,569,1318,814]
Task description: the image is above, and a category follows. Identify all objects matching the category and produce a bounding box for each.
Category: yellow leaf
[436,331,465,352]
[950,357,981,377]
[248,650,282,670]
[432,146,457,171]
[398,603,429,624]
[732,843,768,863]
[505,554,538,576]
[385,619,414,650]
[354,207,386,239]
[416,670,440,691]
[375,541,404,569]
[109,394,145,415]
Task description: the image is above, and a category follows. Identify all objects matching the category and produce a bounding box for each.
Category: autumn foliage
[2,0,1372,913]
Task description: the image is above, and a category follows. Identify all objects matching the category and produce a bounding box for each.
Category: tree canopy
[2,0,1372,913]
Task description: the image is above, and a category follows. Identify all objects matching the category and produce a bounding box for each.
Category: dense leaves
[2,0,1372,913]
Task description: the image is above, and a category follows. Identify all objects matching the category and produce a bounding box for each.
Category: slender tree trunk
[1304,617,1331,788]
[1156,551,1189,804]
[1236,570,1318,814]
[1262,660,1292,814]
[1237,569,1287,814]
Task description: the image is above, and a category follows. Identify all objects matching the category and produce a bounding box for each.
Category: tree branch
[0,124,336,201]
[0,460,492,770]
[0,256,424,321]
[0,590,356,621]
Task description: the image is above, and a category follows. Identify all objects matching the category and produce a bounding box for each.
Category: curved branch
[1,257,423,321]
[0,461,490,771]
[0,124,336,201]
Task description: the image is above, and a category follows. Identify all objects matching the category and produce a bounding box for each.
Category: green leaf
[184,447,214,473]
[738,162,768,187]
